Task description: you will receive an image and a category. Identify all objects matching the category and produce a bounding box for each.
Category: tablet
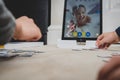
[62,0,102,42]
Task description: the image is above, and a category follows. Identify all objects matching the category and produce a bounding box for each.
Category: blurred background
[49,0,120,44]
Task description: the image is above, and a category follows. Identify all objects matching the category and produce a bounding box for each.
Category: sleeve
[115,27,120,37]
[0,0,16,45]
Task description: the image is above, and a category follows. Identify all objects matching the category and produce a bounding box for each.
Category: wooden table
[0,44,120,80]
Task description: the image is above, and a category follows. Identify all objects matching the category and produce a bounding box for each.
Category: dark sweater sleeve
[115,27,120,37]
[0,0,16,45]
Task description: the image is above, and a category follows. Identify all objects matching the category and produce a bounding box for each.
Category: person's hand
[13,16,42,41]
[97,56,120,80]
[96,32,120,49]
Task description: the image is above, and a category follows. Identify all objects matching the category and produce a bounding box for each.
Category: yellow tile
[82,32,86,37]
[0,45,4,49]
[72,31,78,37]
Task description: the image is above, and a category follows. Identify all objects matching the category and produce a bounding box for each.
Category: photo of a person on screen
[76,4,91,27]
[65,4,91,37]
[63,0,101,38]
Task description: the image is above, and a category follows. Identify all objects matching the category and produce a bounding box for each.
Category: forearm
[0,0,16,45]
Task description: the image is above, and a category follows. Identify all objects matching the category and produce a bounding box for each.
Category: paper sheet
[57,39,98,50]
[5,42,43,49]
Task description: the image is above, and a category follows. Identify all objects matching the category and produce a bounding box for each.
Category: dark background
[4,0,51,45]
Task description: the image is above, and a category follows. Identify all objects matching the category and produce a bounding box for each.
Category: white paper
[57,39,98,50]
[57,39,77,49]
[5,42,43,49]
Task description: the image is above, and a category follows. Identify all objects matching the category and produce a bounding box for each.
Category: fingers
[98,43,110,49]
[96,34,104,47]
[18,36,41,42]
[26,35,42,42]
[96,40,106,49]
[97,34,104,41]
[104,43,110,49]
[96,34,110,49]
